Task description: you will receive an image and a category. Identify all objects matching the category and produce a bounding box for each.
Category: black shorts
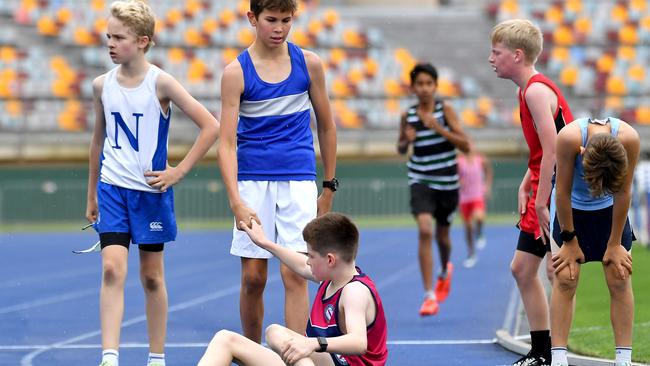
[517,231,551,258]
[100,232,164,252]
[552,206,635,263]
[410,183,458,226]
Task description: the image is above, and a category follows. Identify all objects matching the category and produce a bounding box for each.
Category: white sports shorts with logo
[96,181,177,244]
[231,180,317,259]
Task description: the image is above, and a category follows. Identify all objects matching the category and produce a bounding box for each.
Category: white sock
[425,290,436,300]
[551,347,568,365]
[615,347,632,363]
[102,349,119,366]
[148,352,165,366]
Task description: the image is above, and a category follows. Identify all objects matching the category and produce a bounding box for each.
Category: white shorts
[231,180,317,259]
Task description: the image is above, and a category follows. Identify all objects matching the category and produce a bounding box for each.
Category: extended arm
[86,75,107,223]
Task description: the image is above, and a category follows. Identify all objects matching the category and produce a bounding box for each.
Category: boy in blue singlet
[86,2,219,365]
[550,117,639,366]
[218,0,338,343]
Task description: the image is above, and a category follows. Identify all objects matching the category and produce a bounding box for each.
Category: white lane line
[20,276,279,366]
[0,261,226,315]
[4,338,497,351]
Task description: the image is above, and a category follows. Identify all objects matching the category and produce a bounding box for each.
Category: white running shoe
[476,235,487,250]
[463,255,477,268]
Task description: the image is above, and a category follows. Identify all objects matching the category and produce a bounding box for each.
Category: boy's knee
[102,261,126,286]
[554,271,579,293]
[510,259,534,282]
[418,228,433,241]
[212,329,236,347]
[242,272,267,293]
[140,271,163,292]
[265,324,287,348]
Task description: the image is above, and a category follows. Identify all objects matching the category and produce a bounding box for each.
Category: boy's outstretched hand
[240,219,271,249]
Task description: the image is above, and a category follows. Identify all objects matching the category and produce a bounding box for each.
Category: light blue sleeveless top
[235,42,315,181]
[571,117,621,210]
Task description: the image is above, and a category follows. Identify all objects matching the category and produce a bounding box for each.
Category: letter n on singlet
[111,112,142,151]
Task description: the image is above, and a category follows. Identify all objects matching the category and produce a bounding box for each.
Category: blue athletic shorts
[552,205,635,263]
[96,181,177,245]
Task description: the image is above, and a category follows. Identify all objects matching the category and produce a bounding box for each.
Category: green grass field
[569,244,650,363]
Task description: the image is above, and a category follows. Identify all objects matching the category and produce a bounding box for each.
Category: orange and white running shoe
[435,262,453,303]
[418,297,439,316]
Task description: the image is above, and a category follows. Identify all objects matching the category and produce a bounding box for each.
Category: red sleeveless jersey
[305,268,388,366]
[517,73,574,237]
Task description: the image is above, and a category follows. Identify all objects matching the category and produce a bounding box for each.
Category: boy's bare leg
[100,245,129,350]
[198,330,286,366]
[266,325,334,366]
[240,258,268,343]
[550,265,580,346]
[435,223,451,269]
[511,250,549,331]
[280,263,309,333]
[604,263,634,347]
[415,213,434,292]
[139,249,167,354]
[464,220,475,258]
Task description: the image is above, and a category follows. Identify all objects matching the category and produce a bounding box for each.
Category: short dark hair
[302,212,359,263]
[410,63,438,85]
[582,133,628,197]
[250,0,297,18]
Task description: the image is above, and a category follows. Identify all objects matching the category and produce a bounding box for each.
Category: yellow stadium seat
[331,78,351,97]
[0,47,17,62]
[553,25,574,46]
[631,0,647,13]
[565,0,583,13]
[0,82,12,98]
[347,68,364,85]
[500,0,519,16]
[560,66,579,86]
[185,0,202,17]
[203,18,218,34]
[6,99,22,117]
[437,78,458,98]
[73,27,99,46]
[636,106,650,124]
[596,53,615,73]
[219,8,236,28]
[617,46,636,61]
[619,24,638,45]
[384,78,405,97]
[222,48,239,64]
[291,27,312,47]
[184,28,207,47]
[20,0,38,12]
[58,99,85,131]
[329,48,346,67]
[477,96,493,115]
[461,108,481,127]
[605,96,623,110]
[364,57,378,78]
[237,0,249,17]
[237,28,255,47]
[37,16,59,36]
[394,48,414,65]
[52,79,74,97]
[641,16,650,31]
[342,29,365,48]
[308,19,323,36]
[167,48,185,64]
[94,18,107,35]
[385,99,400,114]
[574,16,591,35]
[323,9,339,28]
[167,8,183,26]
[91,0,105,12]
[340,109,362,128]
[551,47,570,63]
[512,106,521,125]
[188,58,208,83]
[611,4,628,23]
[605,76,626,95]
[56,8,72,24]
[545,5,563,24]
[155,20,165,34]
[628,64,645,82]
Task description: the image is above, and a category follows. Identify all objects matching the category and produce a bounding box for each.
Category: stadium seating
[0,0,504,132]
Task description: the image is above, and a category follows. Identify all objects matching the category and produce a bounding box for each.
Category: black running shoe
[512,352,550,366]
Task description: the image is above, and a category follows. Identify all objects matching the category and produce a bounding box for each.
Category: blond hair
[582,133,628,197]
[490,19,543,64]
[110,0,155,52]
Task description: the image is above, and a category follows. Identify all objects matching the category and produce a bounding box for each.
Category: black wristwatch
[316,336,328,352]
[322,178,339,192]
[560,230,577,242]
